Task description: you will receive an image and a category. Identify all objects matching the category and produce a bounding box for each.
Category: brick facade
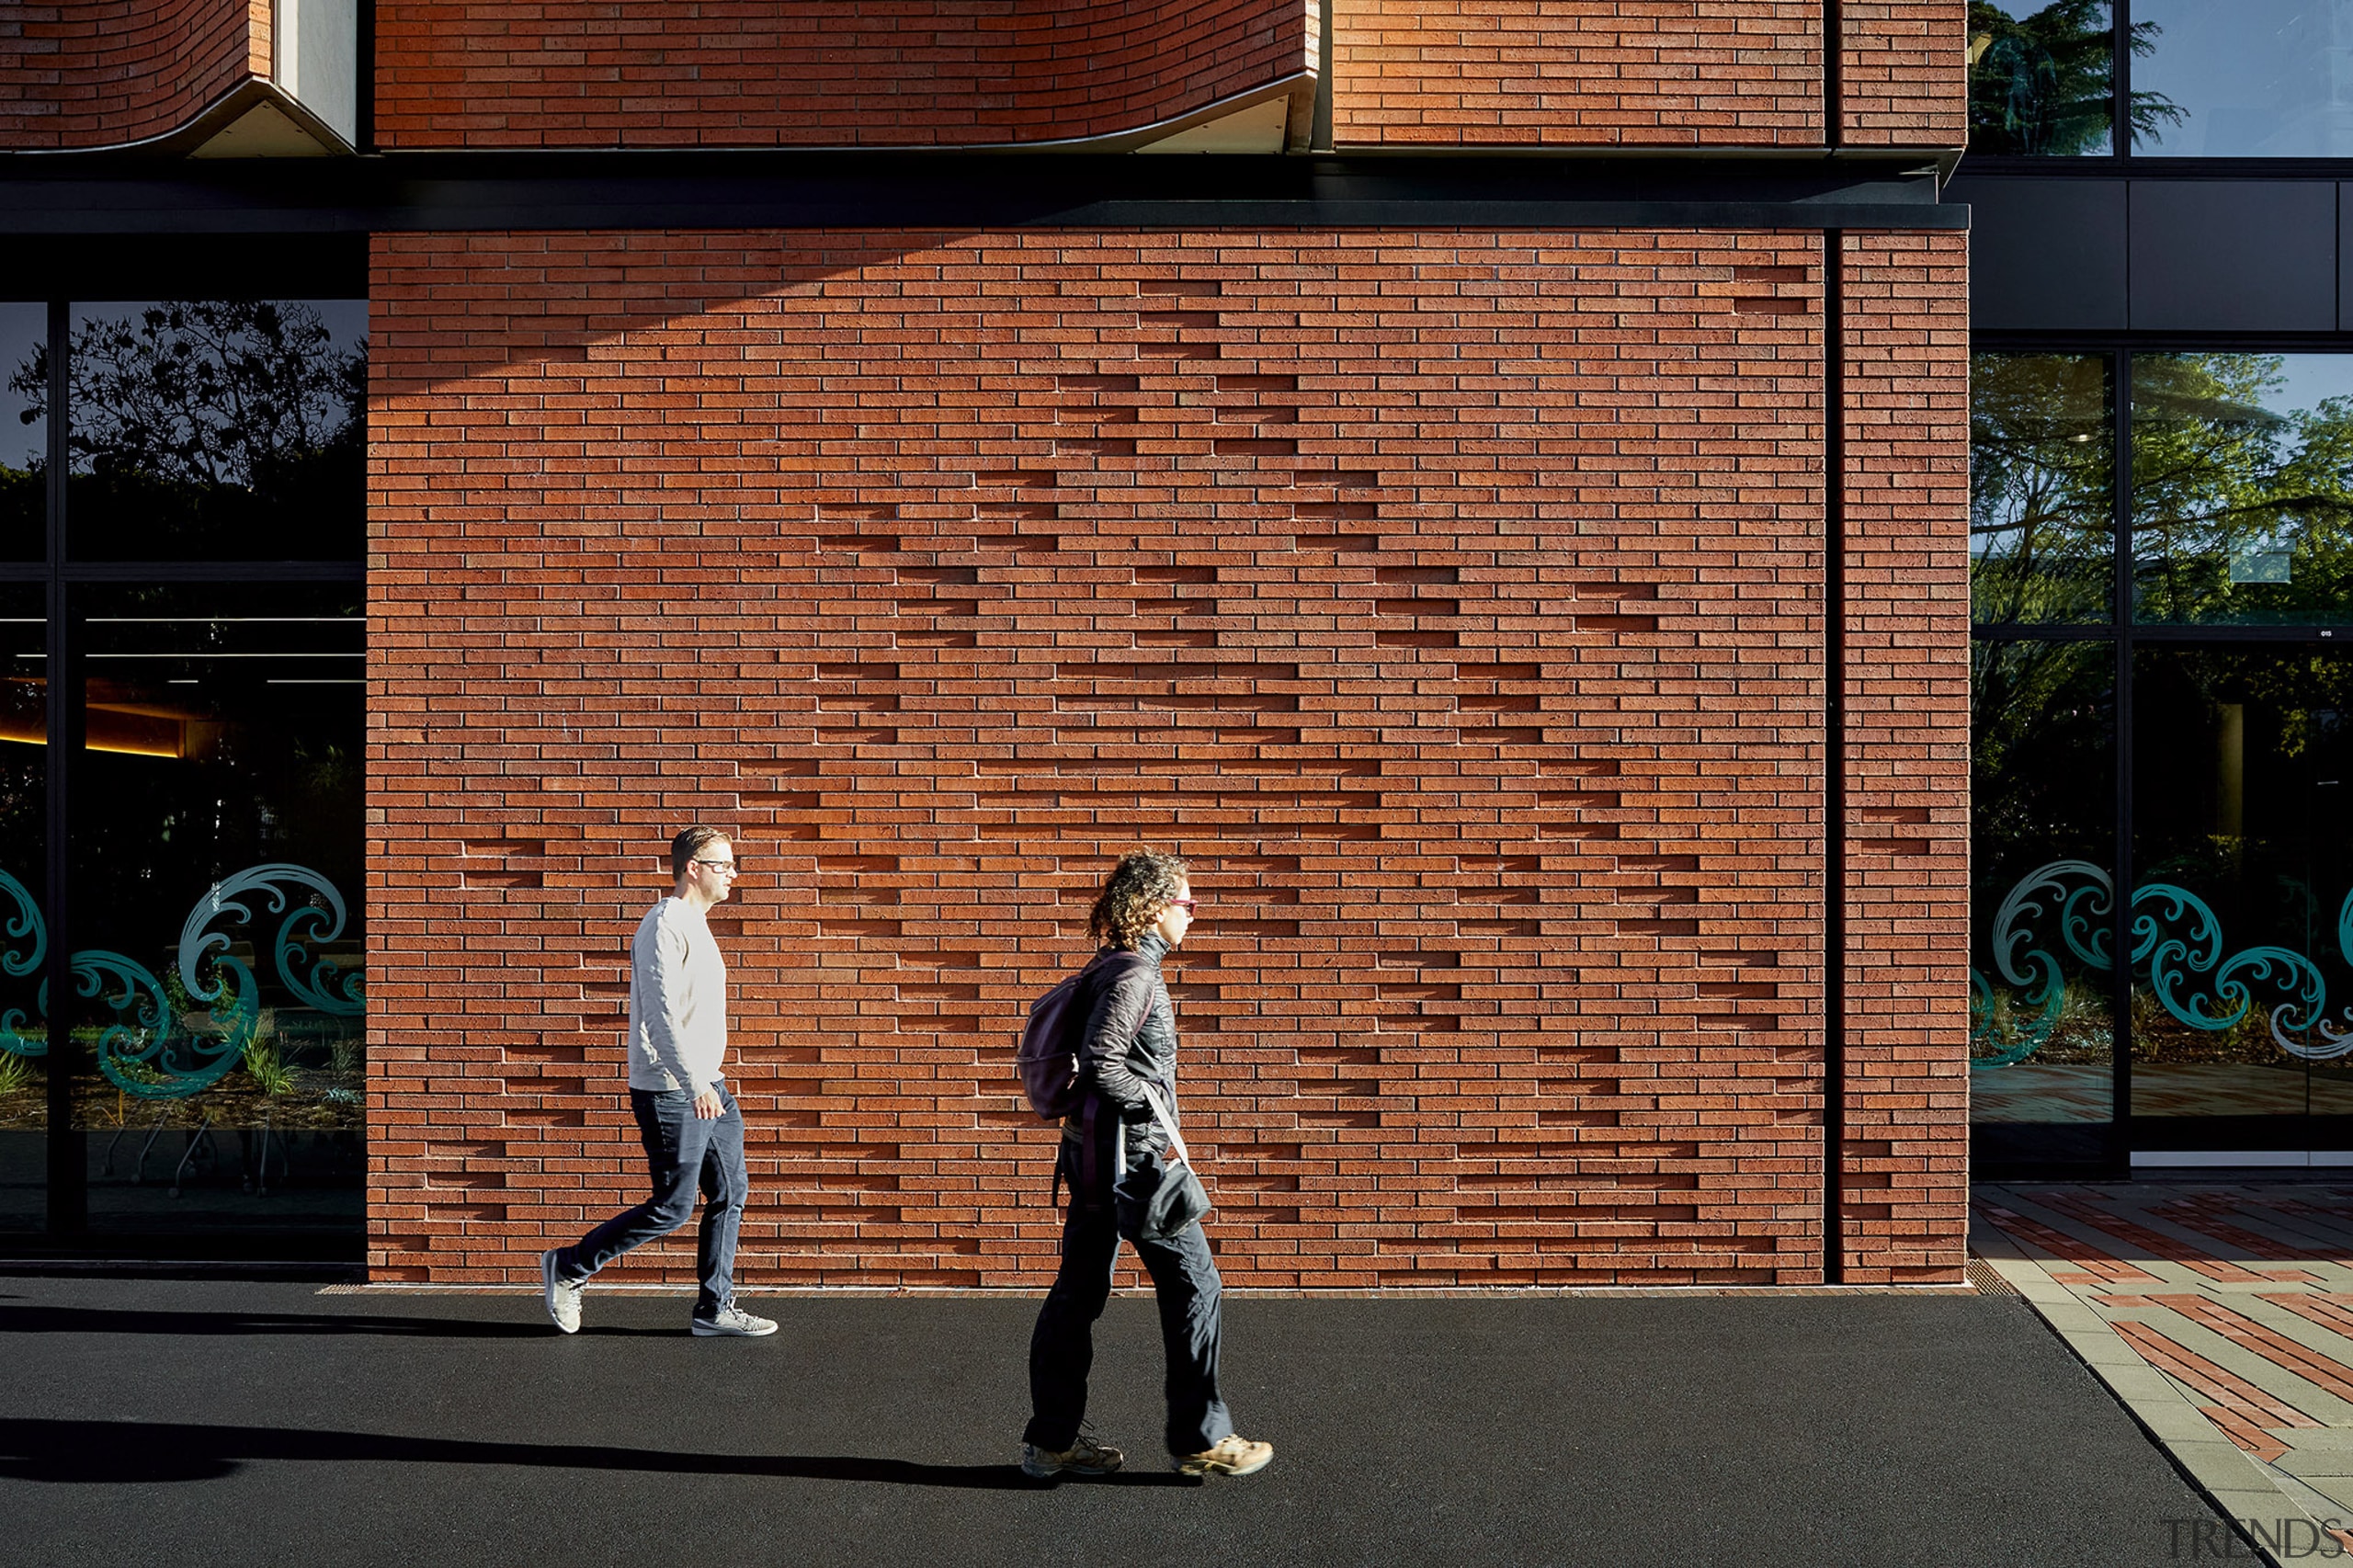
[368,226,1969,1289]
[1836,230,1970,1283]
[0,0,262,150]
[1332,0,1823,146]
[372,0,1314,149]
[1331,0,1961,148]
[1841,2,1967,147]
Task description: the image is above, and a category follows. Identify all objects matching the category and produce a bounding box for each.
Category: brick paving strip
[1975,1184,2353,1565]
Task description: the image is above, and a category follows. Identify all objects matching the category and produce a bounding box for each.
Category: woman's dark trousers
[1023,1164,1234,1458]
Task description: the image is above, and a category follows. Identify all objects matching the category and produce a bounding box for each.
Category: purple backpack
[1016,950,1143,1120]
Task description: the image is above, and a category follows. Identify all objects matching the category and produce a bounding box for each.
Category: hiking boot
[1020,1434,1124,1479]
[540,1249,583,1335]
[690,1303,779,1337]
[1174,1435,1273,1477]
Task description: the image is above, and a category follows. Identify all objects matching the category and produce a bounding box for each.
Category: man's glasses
[694,858,742,875]
[1166,898,1197,912]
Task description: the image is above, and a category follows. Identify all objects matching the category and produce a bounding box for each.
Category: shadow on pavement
[0,1419,1198,1491]
[0,1305,651,1338]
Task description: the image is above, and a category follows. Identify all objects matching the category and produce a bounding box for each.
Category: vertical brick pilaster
[1836,228,1971,1285]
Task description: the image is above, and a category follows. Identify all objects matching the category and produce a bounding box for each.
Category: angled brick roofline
[372,0,1321,151]
[0,0,353,155]
[0,0,260,151]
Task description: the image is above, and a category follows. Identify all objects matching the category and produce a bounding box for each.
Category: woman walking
[1019,848,1274,1481]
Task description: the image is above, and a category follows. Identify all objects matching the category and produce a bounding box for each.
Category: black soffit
[0,150,1963,237]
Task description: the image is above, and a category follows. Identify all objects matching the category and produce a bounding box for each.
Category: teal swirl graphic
[0,869,46,1059]
[80,949,246,1099]
[1974,859,2112,1068]
[1973,864,2333,1067]
[0,861,361,1095]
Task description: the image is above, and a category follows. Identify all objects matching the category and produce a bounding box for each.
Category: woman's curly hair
[1087,847,1190,950]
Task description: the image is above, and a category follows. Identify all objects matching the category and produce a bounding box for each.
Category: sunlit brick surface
[1841,2,1967,146]
[1333,0,1824,146]
[366,227,1966,1289]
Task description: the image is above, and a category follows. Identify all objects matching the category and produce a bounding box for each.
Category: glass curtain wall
[0,298,364,1254]
[1971,2,2353,157]
[1975,350,2353,1155]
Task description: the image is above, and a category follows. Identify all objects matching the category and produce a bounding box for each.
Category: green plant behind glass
[2132,355,2353,624]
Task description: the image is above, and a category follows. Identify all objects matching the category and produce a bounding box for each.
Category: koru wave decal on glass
[0,864,362,1097]
[1972,858,2350,1070]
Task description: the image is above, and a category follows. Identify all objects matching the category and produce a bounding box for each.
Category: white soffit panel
[189,100,337,158]
[1136,97,1291,154]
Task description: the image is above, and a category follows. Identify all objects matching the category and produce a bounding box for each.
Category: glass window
[1972,641,2117,1122]
[64,301,365,562]
[0,303,42,562]
[0,583,42,1231]
[68,583,363,1235]
[1968,1,2117,155]
[1972,352,2114,625]
[2134,0,2353,156]
[2131,647,2353,1119]
[2131,354,2353,625]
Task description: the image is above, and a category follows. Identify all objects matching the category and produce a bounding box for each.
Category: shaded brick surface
[0,0,262,150]
[372,0,1313,148]
[368,226,1965,1290]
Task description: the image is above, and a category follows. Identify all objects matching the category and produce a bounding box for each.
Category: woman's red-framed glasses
[1167,898,1198,912]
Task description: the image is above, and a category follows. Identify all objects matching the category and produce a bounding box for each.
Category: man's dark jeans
[1024,1170,1233,1458]
[552,1084,745,1319]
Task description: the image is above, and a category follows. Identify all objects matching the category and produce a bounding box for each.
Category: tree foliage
[9,301,364,559]
[1967,0,2185,155]
[2131,354,2353,626]
[1972,352,2112,623]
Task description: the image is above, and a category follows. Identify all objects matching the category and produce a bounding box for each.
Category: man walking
[541,826,776,1337]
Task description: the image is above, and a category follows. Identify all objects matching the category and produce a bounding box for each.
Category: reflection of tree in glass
[8,302,363,559]
[1972,353,2111,623]
[2132,355,2353,625]
[1966,1,2182,155]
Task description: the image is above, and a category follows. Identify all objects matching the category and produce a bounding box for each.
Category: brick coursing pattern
[369,226,1966,1290]
[1333,0,1824,146]
[1841,2,1967,146]
[1836,230,1969,1285]
[1332,0,1966,148]
[0,0,262,150]
[372,0,1312,148]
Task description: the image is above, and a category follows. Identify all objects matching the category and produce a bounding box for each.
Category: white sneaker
[690,1302,778,1337]
[540,1249,583,1335]
[1174,1435,1273,1477]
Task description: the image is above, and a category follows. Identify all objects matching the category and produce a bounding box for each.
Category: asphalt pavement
[0,1278,2234,1567]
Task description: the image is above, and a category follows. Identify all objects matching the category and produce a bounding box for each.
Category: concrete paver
[1976,1182,2353,1562]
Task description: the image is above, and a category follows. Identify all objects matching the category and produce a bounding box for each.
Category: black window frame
[0,283,365,1256]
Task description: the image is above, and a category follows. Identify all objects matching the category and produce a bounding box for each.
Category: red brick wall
[372,0,1312,148]
[1842,2,1966,146]
[1331,0,1964,148]
[1333,0,1824,146]
[0,0,262,150]
[368,224,1965,1290]
[1837,230,1970,1284]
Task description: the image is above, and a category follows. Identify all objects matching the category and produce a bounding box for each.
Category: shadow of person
[0,1419,1202,1491]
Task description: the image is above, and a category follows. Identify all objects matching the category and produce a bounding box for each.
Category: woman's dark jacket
[1065,931,1179,1186]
